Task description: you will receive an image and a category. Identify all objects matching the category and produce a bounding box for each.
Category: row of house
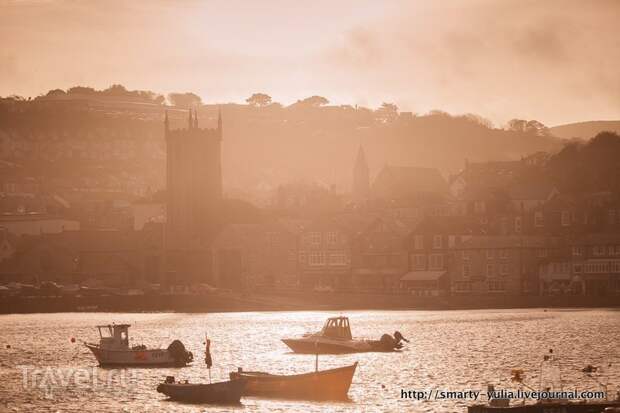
[208,212,620,297]
[1,145,619,298]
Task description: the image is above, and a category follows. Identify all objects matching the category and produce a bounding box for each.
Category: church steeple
[217,107,223,140]
[352,144,370,201]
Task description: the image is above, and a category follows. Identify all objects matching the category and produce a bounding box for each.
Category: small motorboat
[229,362,358,400]
[157,376,245,404]
[84,324,193,366]
[282,316,408,354]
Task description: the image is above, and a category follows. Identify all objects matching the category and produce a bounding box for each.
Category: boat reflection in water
[282,316,408,354]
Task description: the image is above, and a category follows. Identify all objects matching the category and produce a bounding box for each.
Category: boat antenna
[315,338,319,373]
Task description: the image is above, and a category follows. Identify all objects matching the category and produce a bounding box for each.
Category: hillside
[0,95,565,203]
[550,120,620,140]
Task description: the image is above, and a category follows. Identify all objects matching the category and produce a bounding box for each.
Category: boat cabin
[320,317,352,340]
[96,324,131,350]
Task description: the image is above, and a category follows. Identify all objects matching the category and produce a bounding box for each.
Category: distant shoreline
[1,291,618,314]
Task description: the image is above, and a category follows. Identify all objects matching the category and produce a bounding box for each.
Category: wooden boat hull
[229,362,357,400]
[282,338,397,354]
[468,401,620,413]
[157,379,245,404]
[85,343,185,366]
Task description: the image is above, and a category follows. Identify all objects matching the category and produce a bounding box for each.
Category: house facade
[450,236,560,295]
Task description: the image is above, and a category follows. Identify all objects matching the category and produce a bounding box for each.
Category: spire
[164,110,169,133]
[193,109,198,129]
[188,109,193,129]
[217,107,223,139]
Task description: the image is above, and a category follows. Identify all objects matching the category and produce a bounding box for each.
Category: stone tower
[164,108,223,284]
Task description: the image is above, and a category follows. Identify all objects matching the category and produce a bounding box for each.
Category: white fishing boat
[85,324,193,366]
[282,316,408,354]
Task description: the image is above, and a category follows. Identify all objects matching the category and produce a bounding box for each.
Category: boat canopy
[321,317,352,340]
[96,324,130,347]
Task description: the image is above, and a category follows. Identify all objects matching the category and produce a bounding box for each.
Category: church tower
[352,145,370,201]
[164,107,223,284]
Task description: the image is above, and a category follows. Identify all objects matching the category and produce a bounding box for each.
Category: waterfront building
[450,235,561,295]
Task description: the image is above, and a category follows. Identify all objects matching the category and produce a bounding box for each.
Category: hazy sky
[1,0,618,126]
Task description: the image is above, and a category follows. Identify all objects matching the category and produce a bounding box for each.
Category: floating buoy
[70,337,76,343]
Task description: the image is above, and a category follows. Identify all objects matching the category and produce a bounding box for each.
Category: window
[514,216,522,234]
[572,246,583,256]
[487,250,494,259]
[412,254,426,270]
[561,210,570,226]
[308,252,325,266]
[462,264,471,278]
[454,281,471,292]
[429,254,444,270]
[537,249,547,258]
[298,252,306,263]
[433,235,442,249]
[326,232,337,245]
[329,253,347,266]
[309,232,321,246]
[448,235,456,248]
[462,250,470,260]
[616,246,620,256]
[534,211,544,227]
[499,249,509,259]
[500,264,509,275]
[488,279,505,291]
[414,235,424,250]
[573,263,582,274]
[486,263,494,277]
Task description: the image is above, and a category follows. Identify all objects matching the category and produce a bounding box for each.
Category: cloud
[0,0,618,125]
[319,0,620,125]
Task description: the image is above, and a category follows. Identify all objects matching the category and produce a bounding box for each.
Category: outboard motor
[376,331,409,351]
[394,331,409,344]
[167,340,193,365]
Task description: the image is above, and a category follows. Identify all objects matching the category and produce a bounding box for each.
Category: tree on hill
[246,93,272,107]
[548,131,620,193]
[67,86,96,95]
[45,89,66,98]
[167,92,202,108]
[375,102,399,123]
[506,118,550,136]
[102,84,128,96]
[297,95,329,107]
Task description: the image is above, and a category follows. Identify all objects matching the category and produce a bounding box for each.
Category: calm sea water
[0,309,618,412]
